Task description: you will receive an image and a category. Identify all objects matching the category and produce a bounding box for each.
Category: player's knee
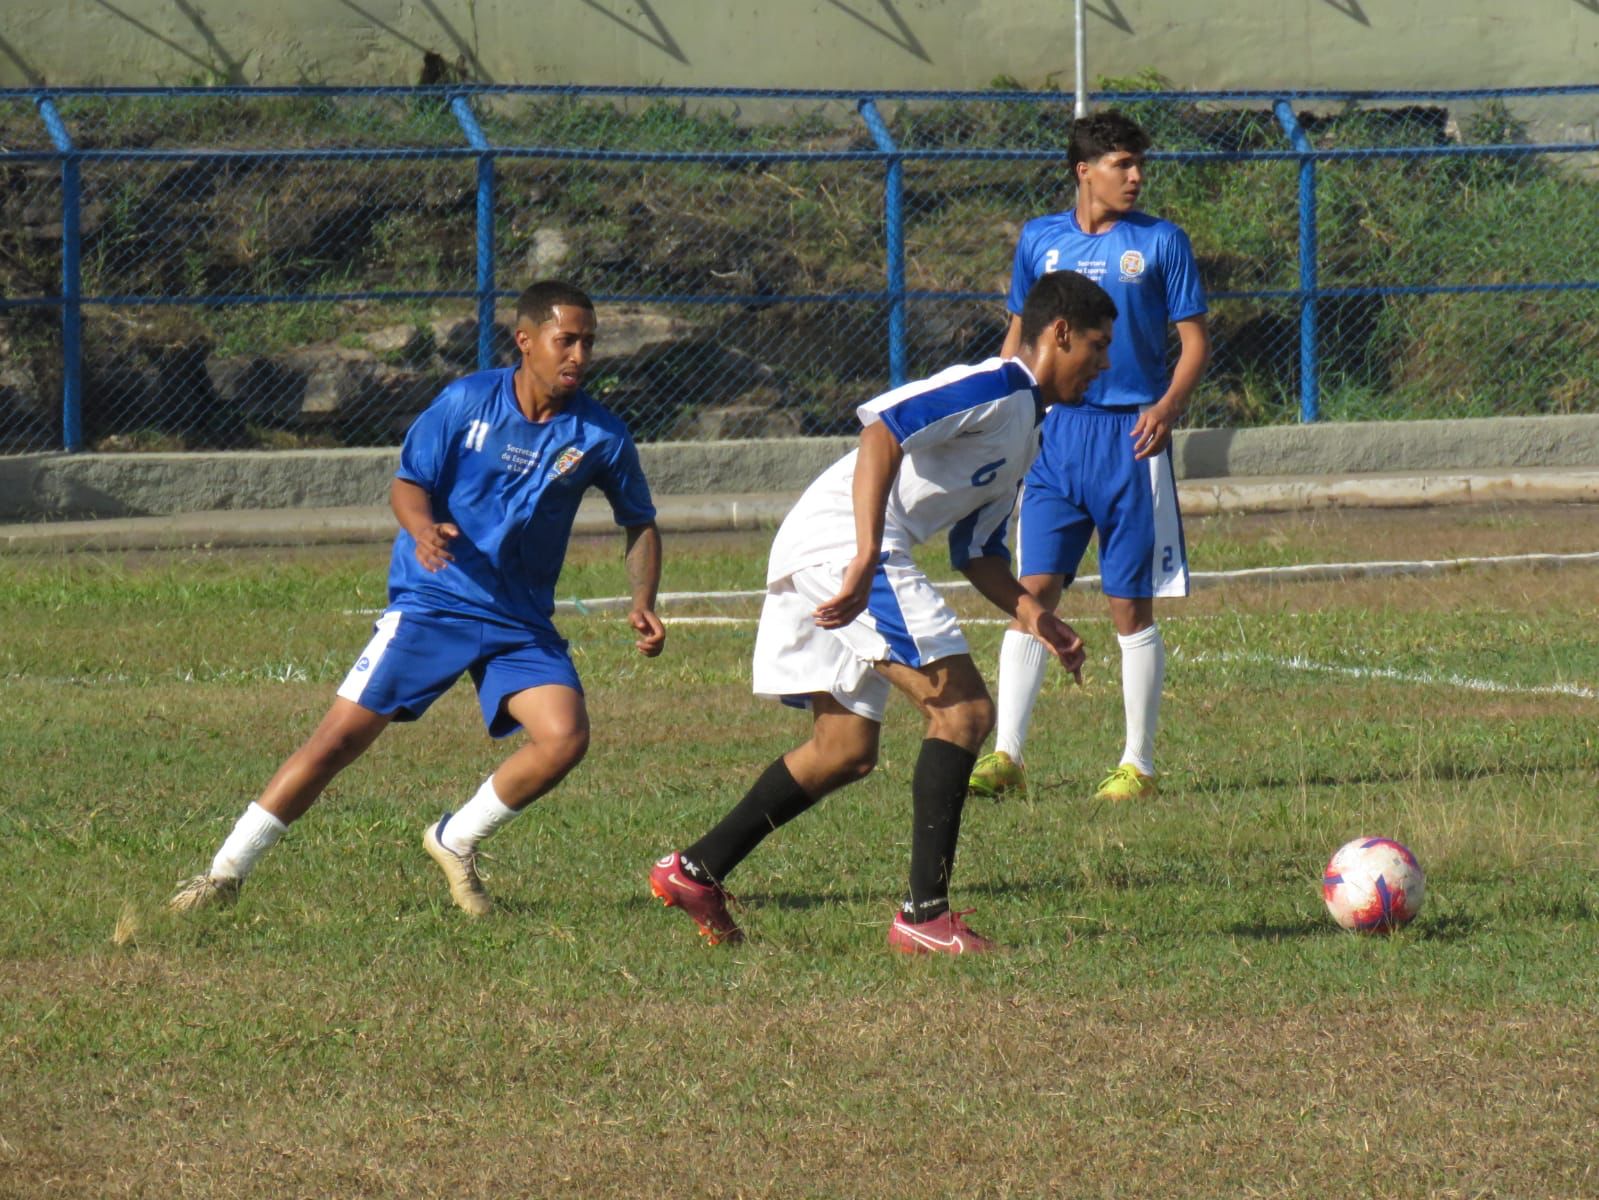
[547,725,590,771]
[928,695,994,750]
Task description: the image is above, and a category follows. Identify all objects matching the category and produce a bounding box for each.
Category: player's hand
[629,607,666,657]
[813,552,876,629]
[413,522,460,572]
[1131,400,1179,460]
[1030,611,1087,685]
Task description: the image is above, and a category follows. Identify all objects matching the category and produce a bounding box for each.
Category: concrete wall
[6,414,1599,522]
[3,1,1595,95]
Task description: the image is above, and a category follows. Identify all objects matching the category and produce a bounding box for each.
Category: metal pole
[1074,0,1088,119]
[37,96,83,451]
[450,94,497,370]
[1274,99,1319,422]
[858,98,906,388]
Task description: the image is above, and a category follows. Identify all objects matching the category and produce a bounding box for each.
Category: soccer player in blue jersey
[971,110,1211,803]
[169,281,665,917]
[650,271,1115,954]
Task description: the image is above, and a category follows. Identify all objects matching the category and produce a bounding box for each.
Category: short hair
[1018,270,1118,345]
[1067,109,1151,172]
[515,280,594,324]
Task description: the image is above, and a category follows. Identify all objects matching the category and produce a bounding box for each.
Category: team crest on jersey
[1119,250,1146,281]
[548,446,585,478]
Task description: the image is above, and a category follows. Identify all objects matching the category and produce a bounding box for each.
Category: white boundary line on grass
[342,548,1599,617]
[1188,651,1598,701]
[547,548,1599,613]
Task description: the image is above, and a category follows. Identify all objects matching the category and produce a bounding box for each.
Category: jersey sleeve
[396,384,458,490]
[867,362,1030,452]
[946,485,1018,569]
[1161,225,1208,323]
[1005,223,1038,316]
[596,427,658,527]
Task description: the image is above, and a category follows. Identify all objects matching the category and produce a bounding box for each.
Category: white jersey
[767,358,1044,584]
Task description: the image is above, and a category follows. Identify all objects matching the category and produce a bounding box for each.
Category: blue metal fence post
[1273,99,1319,422]
[858,98,906,388]
[451,94,497,369]
[37,96,83,451]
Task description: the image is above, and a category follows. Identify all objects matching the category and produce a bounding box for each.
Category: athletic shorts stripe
[867,562,921,667]
[337,609,402,706]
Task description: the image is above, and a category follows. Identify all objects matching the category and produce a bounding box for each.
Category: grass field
[3,503,1598,1198]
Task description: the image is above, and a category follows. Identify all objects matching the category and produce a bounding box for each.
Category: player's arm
[813,420,903,630]
[623,521,666,657]
[999,313,1024,360]
[1131,314,1210,460]
[959,554,1086,682]
[390,477,459,572]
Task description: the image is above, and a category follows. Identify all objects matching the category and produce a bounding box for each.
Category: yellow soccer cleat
[969,750,1026,798]
[1093,763,1158,802]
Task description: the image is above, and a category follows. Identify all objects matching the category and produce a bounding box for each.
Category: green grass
[3,506,1598,1195]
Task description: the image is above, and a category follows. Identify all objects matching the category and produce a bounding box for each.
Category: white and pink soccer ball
[1322,837,1425,932]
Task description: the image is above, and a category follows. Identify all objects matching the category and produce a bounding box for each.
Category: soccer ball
[1321,837,1425,932]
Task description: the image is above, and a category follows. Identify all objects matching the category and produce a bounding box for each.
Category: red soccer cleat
[649,852,743,946]
[887,908,1000,955]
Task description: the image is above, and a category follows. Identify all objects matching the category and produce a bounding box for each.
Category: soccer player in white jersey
[650,271,1116,954]
[168,281,666,917]
[971,110,1211,803]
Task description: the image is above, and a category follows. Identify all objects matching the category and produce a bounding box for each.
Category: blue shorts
[1017,404,1189,599]
[335,608,582,738]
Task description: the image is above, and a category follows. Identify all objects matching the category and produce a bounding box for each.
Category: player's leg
[1097,594,1161,800]
[423,630,588,916]
[1094,435,1187,802]
[878,654,1000,954]
[168,608,468,913]
[651,568,894,945]
[975,443,1095,797]
[652,695,880,943]
[169,699,392,913]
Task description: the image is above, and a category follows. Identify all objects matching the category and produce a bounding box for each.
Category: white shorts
[752,554,968,722]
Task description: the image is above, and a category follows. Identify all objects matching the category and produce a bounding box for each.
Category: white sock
[442,776,519,855]
[994,628,1052,761]
[1117,624,1165,776]
[209,802,288,881]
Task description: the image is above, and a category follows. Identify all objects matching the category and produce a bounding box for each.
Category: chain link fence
[3,85,1596,453]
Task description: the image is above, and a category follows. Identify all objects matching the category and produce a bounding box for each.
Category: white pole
[1074,0,1088,117]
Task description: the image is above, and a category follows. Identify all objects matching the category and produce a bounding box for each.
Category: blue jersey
[390,367,656,632]
[1007,209,1206,409]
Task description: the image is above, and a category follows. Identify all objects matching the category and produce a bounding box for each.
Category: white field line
[1188,650,1598,701]
[340,548,1599,617]
[553,548,1599,613]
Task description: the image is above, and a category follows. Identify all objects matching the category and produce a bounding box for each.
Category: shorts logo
[549,447,585,478]
[1119,250,1146,281]
[355,656,370,672]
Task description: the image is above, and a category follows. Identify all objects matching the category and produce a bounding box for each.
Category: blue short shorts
[1017,403,1189,599]
[335,608,582,738]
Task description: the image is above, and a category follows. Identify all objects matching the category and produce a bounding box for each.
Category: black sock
[904,738,976,923]
[683,756,817,882]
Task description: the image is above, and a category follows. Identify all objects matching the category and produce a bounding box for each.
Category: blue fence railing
[2,84,1596,453]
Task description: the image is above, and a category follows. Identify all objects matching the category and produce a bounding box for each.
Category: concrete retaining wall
[5,414,1599,522]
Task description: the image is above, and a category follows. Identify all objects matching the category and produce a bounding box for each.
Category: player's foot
[423,815,492,917]
[969,750,1026,798]
[649,852,743,946]
[1093,763,1158,802]
[167,873,241,913]
[887,908,1000,955]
